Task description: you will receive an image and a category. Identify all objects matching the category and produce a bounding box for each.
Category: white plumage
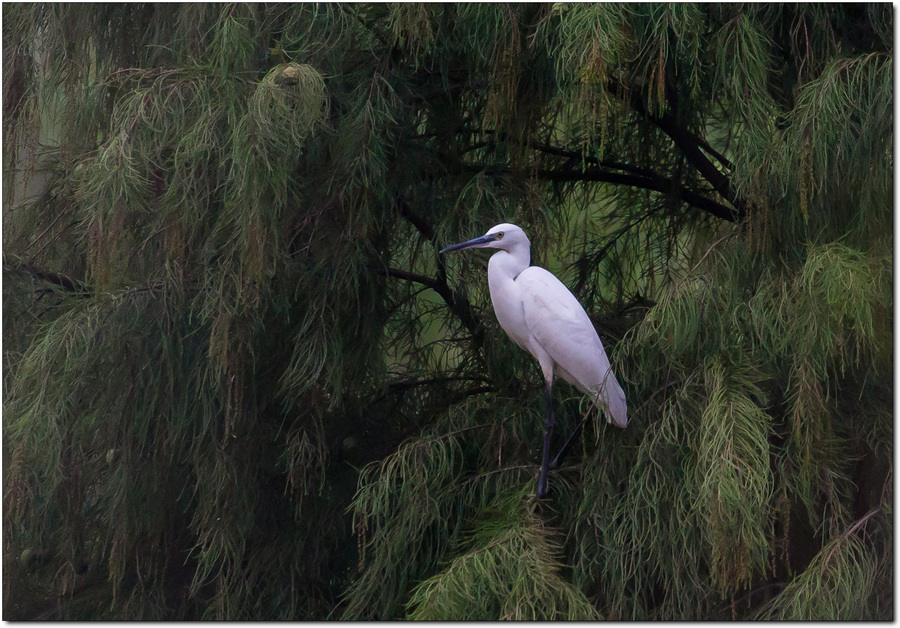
[441,223,627,497]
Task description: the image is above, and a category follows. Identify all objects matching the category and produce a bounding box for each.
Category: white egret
[440,223,627,498]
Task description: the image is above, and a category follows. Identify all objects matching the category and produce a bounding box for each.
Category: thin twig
[417,415,515,447]
[471,464,538,481]
[687,230,738,276]
[369,374,490,405]
[20,208,68,255]
[716,582,786,616]
[823,508,881,567]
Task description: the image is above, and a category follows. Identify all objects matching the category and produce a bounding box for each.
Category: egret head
[439,223,530,255]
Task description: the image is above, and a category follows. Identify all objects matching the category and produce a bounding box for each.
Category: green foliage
[343,430,467,619]
[405,490,599,620]
[3,3,891,621]
[695,358,773,594]
[756,510,888,620]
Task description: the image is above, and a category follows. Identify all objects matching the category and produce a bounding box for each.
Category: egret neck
[487,240,532,352]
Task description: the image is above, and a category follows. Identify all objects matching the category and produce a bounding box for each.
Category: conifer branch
[379,267,438,289]
[697,138,733,171]
[341,4,390,47]
[393,197,485,343]
[823,508,881,567]
[524,141,658,179]
[396,199,435,241]
[608,79,748,221]
[5,256,90,295]
[466,132,739,222]
[373,375,492,404]
[453,162,739,223]
[18,210,69,255]
[687,231,739,276]
[572,210,661,296]
[31,269,88,294]
[477,130,660,181]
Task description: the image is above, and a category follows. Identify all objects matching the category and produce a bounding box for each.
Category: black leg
[550,415,588,470]
[536,382,555,498]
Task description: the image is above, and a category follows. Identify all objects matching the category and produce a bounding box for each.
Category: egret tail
[596,370,628,428]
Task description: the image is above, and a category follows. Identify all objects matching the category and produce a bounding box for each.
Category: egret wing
[517,267,628,427]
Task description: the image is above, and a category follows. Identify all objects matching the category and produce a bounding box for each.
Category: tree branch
[477,128,661,180]
[368,375,491,406]
[697,136,733,171]
[823,508,881,567]
[452,162,740,223]
[340,4,390,48]
[470,129,738,222]
[377,266,439,289]
[397,200,435,241]
[391,197,485,343]
[572,209,661,296]
[608,79,747,221]
[5,256,90,295]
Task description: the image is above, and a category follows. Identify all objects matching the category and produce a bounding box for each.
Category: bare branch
[608,78,748,221]
[391,196,485,343]
[452,162,740,223]
[377,266,439,289]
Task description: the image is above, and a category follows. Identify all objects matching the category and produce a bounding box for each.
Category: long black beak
[439,234,496,254]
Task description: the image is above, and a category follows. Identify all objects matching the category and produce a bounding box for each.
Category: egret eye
[495,232,504,240]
